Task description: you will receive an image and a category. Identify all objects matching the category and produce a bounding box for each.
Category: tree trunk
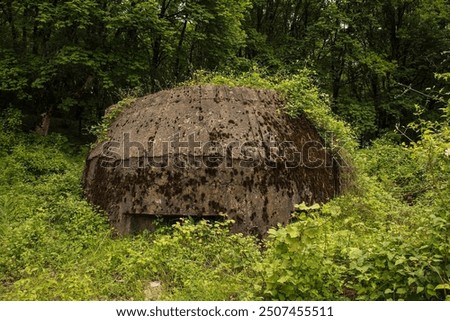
[173,17,188,83]
[5,0,18,52]
[35,110,52,136]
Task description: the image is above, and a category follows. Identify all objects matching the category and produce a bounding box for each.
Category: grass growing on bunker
[186,69,358,191]
[186,69,357,154]
[89,96,137,143]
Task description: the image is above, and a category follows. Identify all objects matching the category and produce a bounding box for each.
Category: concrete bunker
[83,85,340,236]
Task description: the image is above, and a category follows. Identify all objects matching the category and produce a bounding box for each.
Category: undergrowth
[0,131,261,300]
[0,73,448,300]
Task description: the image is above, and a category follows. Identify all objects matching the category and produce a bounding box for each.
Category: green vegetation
[0,74,449,300]
[1,0,449,142]
[0,0,449,301]
[89,96,136,143]
[0,130,261,300]
[187,69,357,157]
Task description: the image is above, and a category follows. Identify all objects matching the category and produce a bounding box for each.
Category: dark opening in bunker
[125,213,226,234]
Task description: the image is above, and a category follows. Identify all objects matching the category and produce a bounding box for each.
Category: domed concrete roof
[83,85,340,236]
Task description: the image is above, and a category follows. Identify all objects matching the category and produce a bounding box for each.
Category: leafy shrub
[357,138,425,202]
[0,107,22,132]
[258,210,346,300]
[0,108,23,157]
[259,192,448,300]
[257,102,450,301]
[139,219,262,300]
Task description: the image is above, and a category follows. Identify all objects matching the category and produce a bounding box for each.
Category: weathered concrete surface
[83,85,340,236]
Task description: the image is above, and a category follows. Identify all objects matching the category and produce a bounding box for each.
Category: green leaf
[435,284,450,290]
[396,288,407,295]
[295,202,321,211]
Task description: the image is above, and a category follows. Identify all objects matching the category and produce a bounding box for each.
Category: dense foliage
[0,0,449,301]
[1,72,448,300]
[0,0,250,133]
[1,0,449,141]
